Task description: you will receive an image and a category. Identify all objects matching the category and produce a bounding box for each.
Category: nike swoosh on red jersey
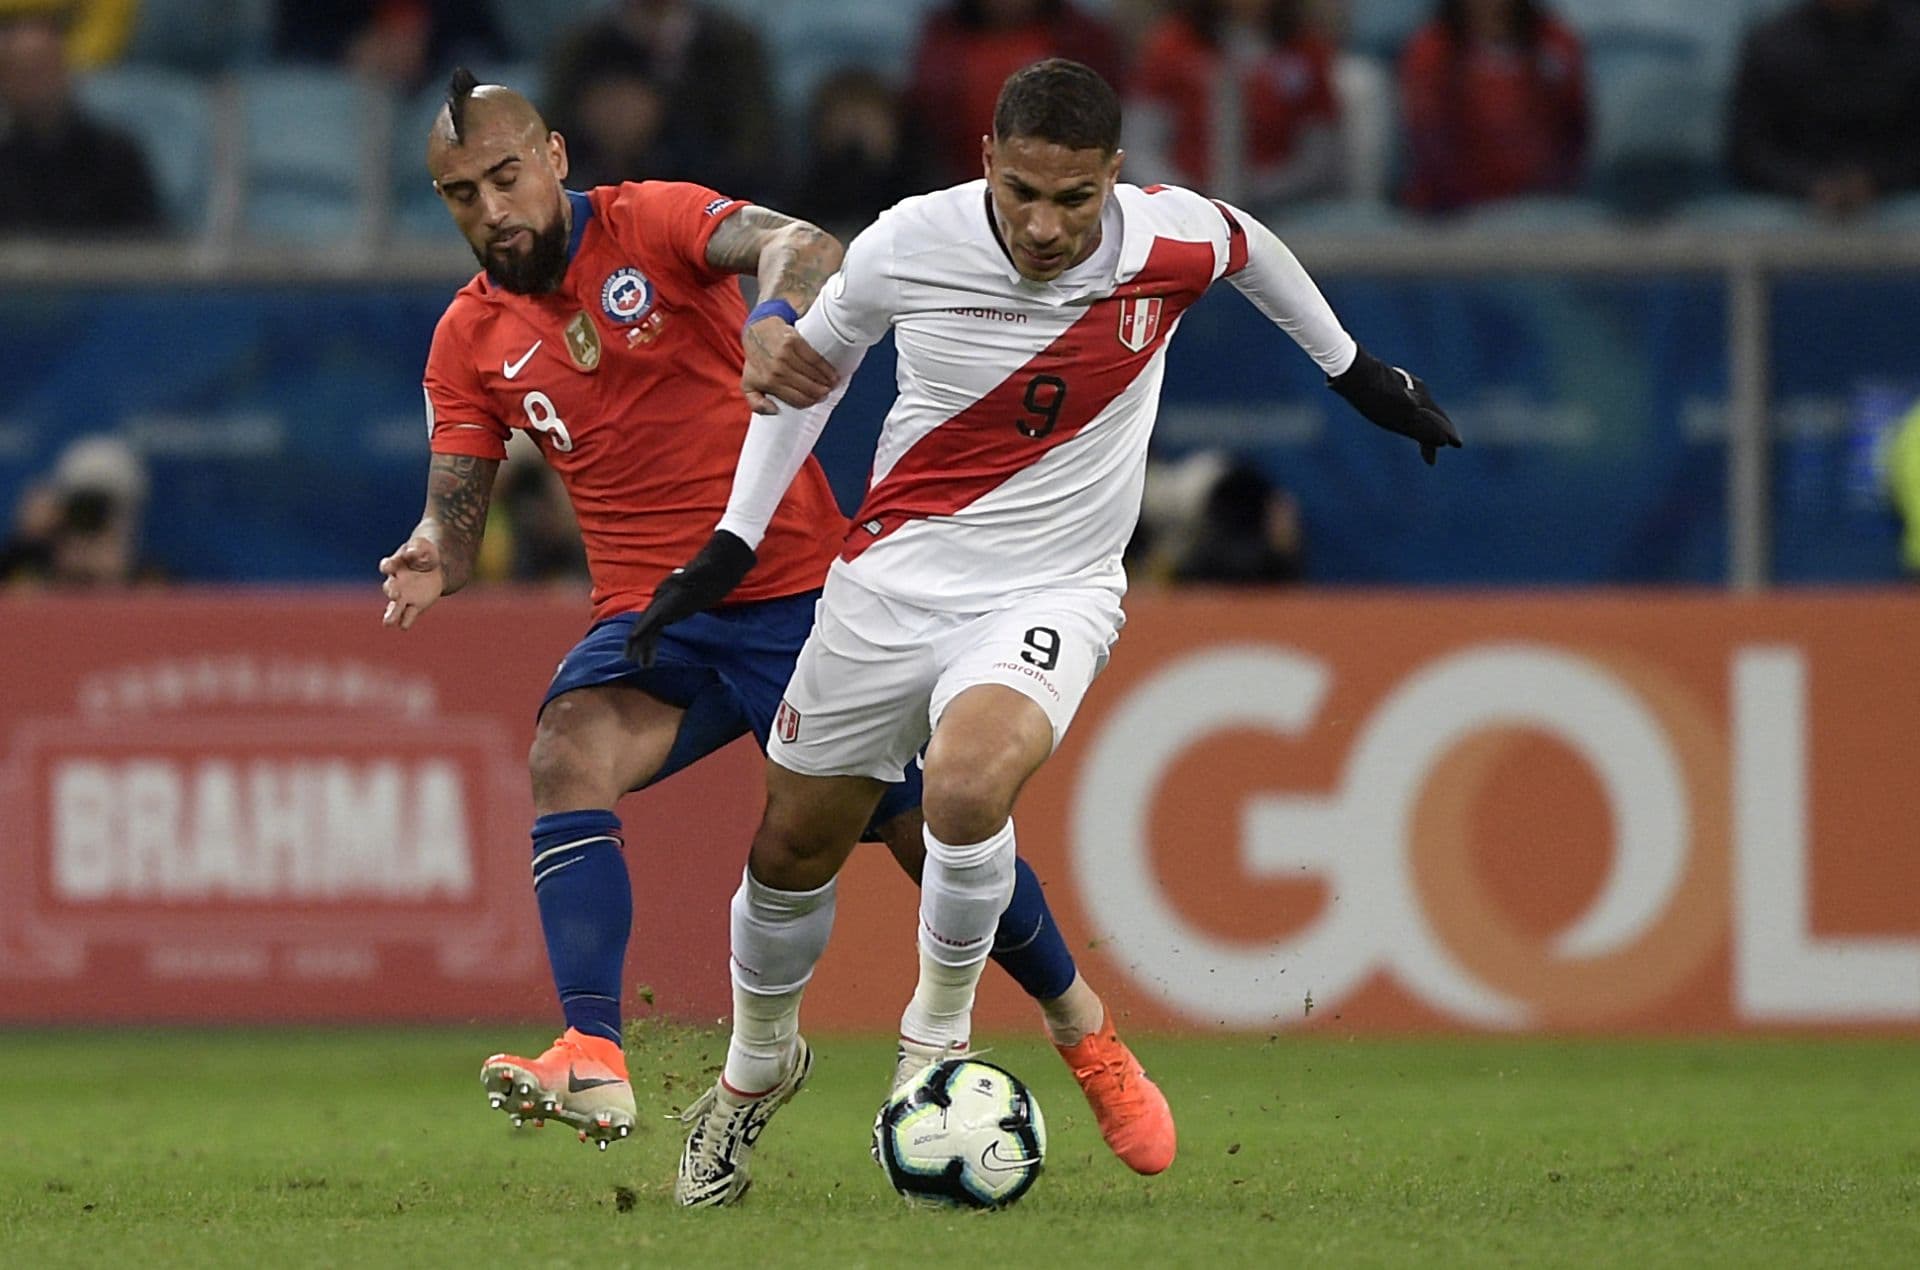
[504,341,543,378]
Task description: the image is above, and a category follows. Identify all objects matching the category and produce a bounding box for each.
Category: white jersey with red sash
[812,180,1246,610]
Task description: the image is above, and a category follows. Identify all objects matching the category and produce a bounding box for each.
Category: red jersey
[907,7,1125,184]
[1134,18,1338,190]
[423,181,845,620]
[1398,19,1589,212]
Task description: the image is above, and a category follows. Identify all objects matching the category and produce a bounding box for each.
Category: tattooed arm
[704,205,846,413]
[705,204,844,311]
[378,452,500,629]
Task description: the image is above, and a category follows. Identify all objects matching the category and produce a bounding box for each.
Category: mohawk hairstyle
[445,66,481,143]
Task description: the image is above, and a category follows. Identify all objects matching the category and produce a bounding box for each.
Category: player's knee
[919,765,1016,846]
[528,707,606,812]
[747,818,834,890]
[527,732,579,810]
[749,789,859,886]
[750,809,836,869]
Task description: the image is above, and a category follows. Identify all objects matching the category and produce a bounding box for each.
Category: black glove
[1328,344,1462,466]
[623,530,757,667]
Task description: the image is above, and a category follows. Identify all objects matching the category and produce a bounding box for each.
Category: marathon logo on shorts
[774,699,801,744]
[1117,296,1163,352]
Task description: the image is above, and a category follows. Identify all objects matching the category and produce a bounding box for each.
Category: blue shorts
[540,590,921,839]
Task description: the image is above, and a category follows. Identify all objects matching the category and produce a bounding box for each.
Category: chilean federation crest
[1117,296,1163,352]
[600,267,655,324]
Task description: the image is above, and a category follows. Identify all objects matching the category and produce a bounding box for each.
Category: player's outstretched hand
[624,530,757,667]
[1328,345,1463,466]
[742,316,837,415]
[379,536,446,630]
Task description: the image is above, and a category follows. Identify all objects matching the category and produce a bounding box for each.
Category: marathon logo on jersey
[702,197,734,217]
[946,306,1028,324]
[1117,296,1163,353]
[774,700,801,744]
[600,267,655,324]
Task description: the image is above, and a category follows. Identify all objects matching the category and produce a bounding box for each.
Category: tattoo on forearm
[706,205,844,315]
[422,453,497,593]
[764,222,839,312]
[704,205,777,272]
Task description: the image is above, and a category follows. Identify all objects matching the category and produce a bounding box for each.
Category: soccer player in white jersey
[630,58,1461,1207]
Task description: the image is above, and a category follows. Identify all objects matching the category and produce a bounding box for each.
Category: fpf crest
[1117,296,1163,352]
[774,700,801,744]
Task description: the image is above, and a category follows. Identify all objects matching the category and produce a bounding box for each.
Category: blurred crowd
[0,435,163,588]
[4,0,1919,592]
[2,0,1920,242]
[0,429,591,591]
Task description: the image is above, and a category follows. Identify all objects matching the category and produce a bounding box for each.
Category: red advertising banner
[0,591,757,1023]
[2,589,1917,1033]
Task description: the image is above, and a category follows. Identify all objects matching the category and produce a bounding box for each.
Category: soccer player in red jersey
[378,71,1160,1167]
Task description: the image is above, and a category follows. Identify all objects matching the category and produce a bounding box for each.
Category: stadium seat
[1584,36,1724,216]
[762,0,929,114]
[237,69,383,242]
[1561,0,1736,40]
[703,0,781,23]
[389,63,544,241]
[1346,0,1433,60]
[1456,196,1619,233]
[76,67,216,234]
[1332,53,1396,204]
[1560,0,1796,78]
[1673,193,1816,232]
[1269,198,1412,236]
[123,0,273,72]
[484,0,616,65]
[1870,194,1920,233]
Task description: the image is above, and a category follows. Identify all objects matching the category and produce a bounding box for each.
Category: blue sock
[989,856,1078,1002]
[530,809,631,1045]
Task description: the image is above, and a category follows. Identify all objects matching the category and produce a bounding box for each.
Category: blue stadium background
[3,0,1916,585]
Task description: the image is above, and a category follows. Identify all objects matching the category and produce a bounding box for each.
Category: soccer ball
[870,1057,1047,1209]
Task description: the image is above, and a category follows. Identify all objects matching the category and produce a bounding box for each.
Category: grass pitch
[0,1024,1913,1268]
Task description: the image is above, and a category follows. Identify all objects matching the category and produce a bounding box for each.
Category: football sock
[901,820,1016,1051]
[989,855,1079,1002]
[1038,974,1106,1047]
[724,867,837,1094]
[530,809,630,1046]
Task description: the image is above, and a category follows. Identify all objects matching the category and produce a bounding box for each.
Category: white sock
[723,868,836,1095]
[726,979,804,1098]
[1038,974,1106,1047]
[900,819,1016,1051]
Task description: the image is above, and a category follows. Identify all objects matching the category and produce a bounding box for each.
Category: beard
[477,214,570,295]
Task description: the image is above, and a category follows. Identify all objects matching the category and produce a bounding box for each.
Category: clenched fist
[742,315,838,415]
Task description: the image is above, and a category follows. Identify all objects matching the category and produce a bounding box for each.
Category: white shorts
[768,565,1124,784]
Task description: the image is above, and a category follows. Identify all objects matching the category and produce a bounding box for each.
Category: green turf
[0,1025,1913,1268]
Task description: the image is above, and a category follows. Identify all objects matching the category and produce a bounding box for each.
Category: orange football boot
[481,1027,636,1150]
[1055,1013,1177,1175]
